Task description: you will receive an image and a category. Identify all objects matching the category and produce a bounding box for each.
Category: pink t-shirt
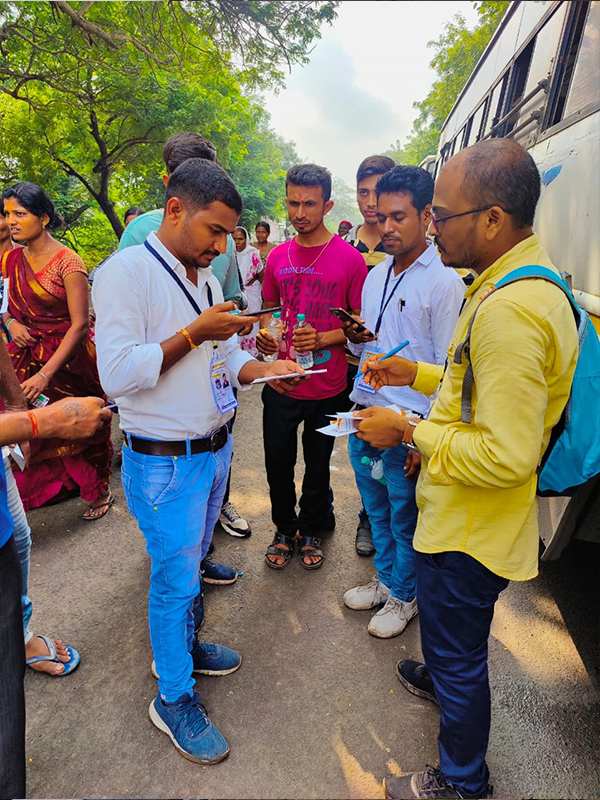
[263,235,367,399]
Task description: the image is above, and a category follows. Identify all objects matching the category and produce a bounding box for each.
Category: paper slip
[317,417,358,437]
[251,369,327,385]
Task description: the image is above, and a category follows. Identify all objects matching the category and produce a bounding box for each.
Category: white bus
[432,0,600,557]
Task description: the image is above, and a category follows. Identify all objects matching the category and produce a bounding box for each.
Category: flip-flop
[26,634,81,676]
[83,492,115,521]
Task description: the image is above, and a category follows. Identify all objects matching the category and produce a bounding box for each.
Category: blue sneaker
[149,691,230,764]
[152,640,242,679]
[201,554,238,585]
[191,640,242,676]
[192,583,204,632]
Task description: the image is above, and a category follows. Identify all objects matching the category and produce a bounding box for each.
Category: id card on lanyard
[143,240,238,415]
[354,264,407,395]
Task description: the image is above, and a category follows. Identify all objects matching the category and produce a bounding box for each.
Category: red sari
[2,246,112,510]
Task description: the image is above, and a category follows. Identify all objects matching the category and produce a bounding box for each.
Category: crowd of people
[0,129,584,800]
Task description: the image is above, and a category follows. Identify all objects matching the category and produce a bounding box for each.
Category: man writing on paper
[342,166,463,639]
[355,140,579,800]
[93,159,303,765]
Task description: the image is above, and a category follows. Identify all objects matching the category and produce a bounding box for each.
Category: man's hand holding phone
[188,302,260,343]
[341,316,376,345]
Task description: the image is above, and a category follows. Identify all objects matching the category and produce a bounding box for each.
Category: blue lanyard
[375,264,407,335]
[144,240,213,314]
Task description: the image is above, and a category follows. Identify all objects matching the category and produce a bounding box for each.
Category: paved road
[22,390,599,799]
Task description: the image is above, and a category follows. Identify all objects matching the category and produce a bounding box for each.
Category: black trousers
[0,536,26,800]
[262,385,348,536]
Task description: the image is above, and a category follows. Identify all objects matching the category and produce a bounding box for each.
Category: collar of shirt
[464,233,542,300]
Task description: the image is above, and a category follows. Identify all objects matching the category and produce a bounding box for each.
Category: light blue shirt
[118,208,245,307]
[349,244,465,417]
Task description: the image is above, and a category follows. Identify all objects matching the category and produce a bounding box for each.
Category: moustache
[433,237,445,253]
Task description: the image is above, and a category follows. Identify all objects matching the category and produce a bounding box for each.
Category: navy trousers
[0,536,26,799]
[416,551,509,797]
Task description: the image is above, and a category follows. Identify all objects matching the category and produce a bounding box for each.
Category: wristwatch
[402,418,420,451]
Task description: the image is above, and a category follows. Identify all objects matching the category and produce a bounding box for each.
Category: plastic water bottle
[264,312,283,362]
[294,313,314,369]
[361,455,386,486]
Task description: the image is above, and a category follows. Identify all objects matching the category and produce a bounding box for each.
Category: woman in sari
[1,182,113,518]
[251,220,276,267]
[233,226,264,358]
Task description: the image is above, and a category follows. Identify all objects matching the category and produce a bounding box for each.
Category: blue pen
[378,339,410,362]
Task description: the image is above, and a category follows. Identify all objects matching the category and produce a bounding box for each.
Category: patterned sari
[2,246,112,510]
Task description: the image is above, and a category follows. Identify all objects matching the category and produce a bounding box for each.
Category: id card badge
[210,355,238,414]
[0,278,9,314]
[354,344,384,395]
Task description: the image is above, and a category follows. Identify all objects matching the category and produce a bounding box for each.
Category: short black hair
[460,139,540,229]
[286,164,332,203]
[162,132,218,175]
[376,165,434,215]
[124,206,145,223]
[256,220,270,235]
[165,158,242,216]
[356,155,396,185]
[1,181,63,229]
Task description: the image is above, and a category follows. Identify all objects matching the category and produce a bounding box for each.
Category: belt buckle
[209,428,222,452]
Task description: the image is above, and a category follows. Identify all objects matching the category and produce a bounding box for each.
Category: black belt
[126,426,228,456]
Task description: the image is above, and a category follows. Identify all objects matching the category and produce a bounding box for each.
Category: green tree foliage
[386,1,509,166]
[324,176,360,234]
[0,0,337,263]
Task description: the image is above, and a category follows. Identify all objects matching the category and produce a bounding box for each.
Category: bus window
[563,1,600,119]
[546,1,593,127]
[501,39,535,136]
[483,74,509,138]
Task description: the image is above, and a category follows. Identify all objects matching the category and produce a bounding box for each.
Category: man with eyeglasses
[354,139,579,799]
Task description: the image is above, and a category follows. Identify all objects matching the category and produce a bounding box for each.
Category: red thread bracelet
[27,410,38,438]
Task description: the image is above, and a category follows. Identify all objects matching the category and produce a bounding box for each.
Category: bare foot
[83,490,114,520]
[26,636,70,675]
[266,542,293,567]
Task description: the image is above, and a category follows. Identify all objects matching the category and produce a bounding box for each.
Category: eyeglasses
[429,205,513,235]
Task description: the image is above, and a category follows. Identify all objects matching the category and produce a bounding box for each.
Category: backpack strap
[454,265,576,424]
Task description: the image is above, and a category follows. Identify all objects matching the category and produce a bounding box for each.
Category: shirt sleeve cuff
[131,343,164,391]
[227,350,255,391]
[412,362,444,397]
[348,341,364,358]
[413,420,441,459]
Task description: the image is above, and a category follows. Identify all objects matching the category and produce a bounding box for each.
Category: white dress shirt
[92,231,254,440]
[349,244,465,416]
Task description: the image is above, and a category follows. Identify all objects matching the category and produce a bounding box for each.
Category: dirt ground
[22,390,600,800]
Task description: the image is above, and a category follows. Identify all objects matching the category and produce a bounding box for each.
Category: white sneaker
[344,576,391,610]
[218,502,251,538]
[368,596,418,638]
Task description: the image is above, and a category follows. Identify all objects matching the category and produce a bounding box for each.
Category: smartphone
[229,306,283,317]
[329,307,371,334]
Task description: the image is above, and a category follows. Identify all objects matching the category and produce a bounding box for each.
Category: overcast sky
[262,1,480,186]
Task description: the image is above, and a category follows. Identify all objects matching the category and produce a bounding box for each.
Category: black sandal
[265,533,296,570]
[298,535,325,570]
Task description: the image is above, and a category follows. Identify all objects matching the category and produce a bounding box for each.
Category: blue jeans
[3,455,33,643]
[416,551,509,797]
[121,435,233,703]
[348,437,418,601]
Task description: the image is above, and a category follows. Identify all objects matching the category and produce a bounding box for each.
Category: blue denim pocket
[142,457,178,506]
[120,471,136,517]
